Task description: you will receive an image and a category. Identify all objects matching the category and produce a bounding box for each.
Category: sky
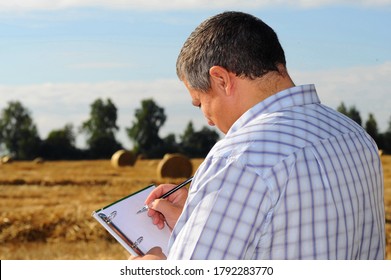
[0,0,390,149]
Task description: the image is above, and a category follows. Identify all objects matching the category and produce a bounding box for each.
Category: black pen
[136,176,193,214]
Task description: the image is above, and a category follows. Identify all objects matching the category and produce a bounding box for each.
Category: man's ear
[209,66,233,95]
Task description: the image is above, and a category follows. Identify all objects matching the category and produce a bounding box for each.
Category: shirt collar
[227,84,321,135]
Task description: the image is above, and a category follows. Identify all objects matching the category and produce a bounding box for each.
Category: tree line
[0,98,219,160]
[0,98,390,161]
[337,102,391,154]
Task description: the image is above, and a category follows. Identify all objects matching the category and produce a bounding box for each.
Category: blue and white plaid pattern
[168,84,385,259]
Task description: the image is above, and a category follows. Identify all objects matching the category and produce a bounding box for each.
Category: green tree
[80,98,122,159]
[382,116,391,154]
[337,102,348,116]
[127,99,167,158]
[337,102,362,126]
[41,124,81,160]
[180,121,220,157]
[163,133,180,154]
[348,106,362,126]
[365,113,381,146]
[0,101,41,160]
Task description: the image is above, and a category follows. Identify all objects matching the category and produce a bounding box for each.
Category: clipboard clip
[98,211,117,224]
[132,236,143,249]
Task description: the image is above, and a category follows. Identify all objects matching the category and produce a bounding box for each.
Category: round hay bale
[157,153,193,179]
[1,155,13,164]
[33,157,44,164]
[111,150,137,168]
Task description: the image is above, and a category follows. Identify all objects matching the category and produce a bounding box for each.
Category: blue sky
[0,1,390,149]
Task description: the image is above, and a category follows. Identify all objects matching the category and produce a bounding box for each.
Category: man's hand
[128,247,167,260]
[145,183,188,230]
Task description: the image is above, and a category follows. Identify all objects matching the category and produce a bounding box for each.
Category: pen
[136,176,193,214]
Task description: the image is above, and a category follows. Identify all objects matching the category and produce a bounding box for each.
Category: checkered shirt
[167,84,385,259]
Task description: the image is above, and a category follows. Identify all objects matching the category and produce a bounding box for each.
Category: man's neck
[237,68,295,113]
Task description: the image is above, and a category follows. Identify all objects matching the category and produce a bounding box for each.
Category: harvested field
[0,157,390,260]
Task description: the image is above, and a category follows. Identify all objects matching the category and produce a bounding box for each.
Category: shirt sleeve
[167,159,272,259]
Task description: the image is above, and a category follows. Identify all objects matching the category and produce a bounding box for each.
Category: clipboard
[92,185,171,256]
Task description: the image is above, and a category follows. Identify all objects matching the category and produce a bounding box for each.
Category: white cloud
[0,0,390,12]
[292,61,391,131]
[0,62,390,149]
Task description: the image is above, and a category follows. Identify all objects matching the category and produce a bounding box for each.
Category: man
[133,11,385,260]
